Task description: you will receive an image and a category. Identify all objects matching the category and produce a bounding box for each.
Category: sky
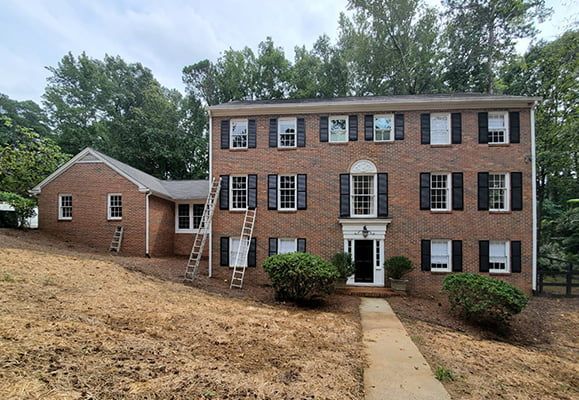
[0,0,575,103]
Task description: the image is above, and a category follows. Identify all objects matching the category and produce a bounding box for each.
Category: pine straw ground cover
[0,237,364,399]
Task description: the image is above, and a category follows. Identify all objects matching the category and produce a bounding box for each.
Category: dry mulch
[0,230,364,399]
[389,294,579,400]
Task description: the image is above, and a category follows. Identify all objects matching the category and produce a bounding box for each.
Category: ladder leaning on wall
[184,177,221,282]
[109,225,123,252]
[230,208,256,289]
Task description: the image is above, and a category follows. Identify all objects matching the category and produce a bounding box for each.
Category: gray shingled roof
[90,148,208,200]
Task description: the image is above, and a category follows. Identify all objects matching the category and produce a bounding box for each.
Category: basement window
[107,194,122,220]
[58,194,72,220]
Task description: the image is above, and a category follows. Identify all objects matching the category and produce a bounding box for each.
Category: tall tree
[254,37,291,99]
[338,0,442,95]
[443,0,551,93]
[0,94,51,145]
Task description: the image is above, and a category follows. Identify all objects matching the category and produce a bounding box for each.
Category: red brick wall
[210,108,534,294]
[37,162,147,256]
[148,195,175,257]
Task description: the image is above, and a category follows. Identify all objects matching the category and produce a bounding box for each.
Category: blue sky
[0,0,575,102]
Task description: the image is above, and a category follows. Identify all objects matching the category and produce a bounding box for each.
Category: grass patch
[435,365,455,382]
[1,272,15,282]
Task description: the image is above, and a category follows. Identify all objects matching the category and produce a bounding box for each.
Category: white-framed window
[278,238,298,254]
[230,175,248,210]
[489,241,510,273]
[351,175,376,217]
[430,113,451,145]
[431,240,452,272]
[488,112,509,144]
[278,175,297,211]
[430,173,451,211]
[107,194,122,220]
[329,115,348,143]
[375,240,382,268]
[230,119,248,149]
[278,117,297,148]
[58,194,72,220]
[176,203,205,232]
[489,173,510,211]
[374,114,394,142]
[229,237,242,266]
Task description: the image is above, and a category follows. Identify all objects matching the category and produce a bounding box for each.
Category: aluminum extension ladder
[230,208,256,289]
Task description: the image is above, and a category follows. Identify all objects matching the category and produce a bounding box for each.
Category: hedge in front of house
[263,252,338,301]
[442,273,528,326]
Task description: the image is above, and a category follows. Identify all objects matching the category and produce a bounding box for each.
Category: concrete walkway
[360,298,451,400]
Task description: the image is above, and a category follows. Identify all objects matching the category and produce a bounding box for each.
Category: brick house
[31,147,208,257]
[208,94,539,294]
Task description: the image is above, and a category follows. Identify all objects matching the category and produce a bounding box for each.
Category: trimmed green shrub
[442,273,528,326]
[384,256,413,279]
[0,192,36,228]
[263,252,339,301]
[331,252,354,281]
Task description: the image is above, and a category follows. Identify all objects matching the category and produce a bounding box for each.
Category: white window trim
[175,203,205,233]
[107,193,122,221]
[229,175,248,211]
[489,172,510,212]
[58,194,72,221]
[488,111,510,145]
[278,174,297,211]
[430,113,451,145]
[329,115,349,143]
[278,117,297,148]
[489,240,511,274]
[430,172,452,212]
[278,238,298,254]
[230,118,249,149]
[373,114,394,142]
[350,173,377,218]
[229,237,241,267]
[430,239,452,272]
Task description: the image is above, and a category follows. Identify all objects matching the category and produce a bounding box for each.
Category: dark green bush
[384,256,413,279]
[442,273,528,326]
[263,252,339,301]
[331,252,354,280]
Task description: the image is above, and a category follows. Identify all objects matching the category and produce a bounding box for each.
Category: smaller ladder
[184,177,221,281]
[109,225,123,252]
[230,208,256,289]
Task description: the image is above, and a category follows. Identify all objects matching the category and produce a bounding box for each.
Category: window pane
[109,195,122,218]
[489,174,507,210]
[193,204,205,229]
[430,174,449,210]
[231,120,248,148]
[178,204,190,229]
[231,176,247,209]
[352,175,374,216]
[279,175,296,210]
[279,239,297,254]
[230,238,241,265]
[279,119,296,147]
[431,240,450,270]
[431,114,450,144]
[60,195,72,218]
[488,112,507,143]
[329,117,347,142]
[489,241,508,271]
[374,115,393,141]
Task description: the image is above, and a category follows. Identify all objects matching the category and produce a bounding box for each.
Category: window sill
[374,140,395,144]
[277,146,297,151]
[489,210,511,214]
[430,270,452,275]
[328,141,349,145]
[430,210,452,214]
[176,229,202,234]
[58,218,72,221]
[108,218,122,221]
[228,148,249,152]
[228,209,247,213]
[278,209,297,213]
[489,272,511,276]
[488,143,510,147]
[430,144,452,148]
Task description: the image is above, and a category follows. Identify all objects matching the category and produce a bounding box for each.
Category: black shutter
[220,237,229,266]
[420,173,431,210]
[297,238,306,253]
[452,172,464,210]
[364,114,373,141]
[248,238,256,267]
[248,119,256,148]
[319,116,329,142]
[340,174,350,217]
[511,241,522,273]
[349,114,358,141]
[451,113,462,144]
[268,238,278,256]
[248,174,257,209]
[219,175,229,210]
[479,240,490,272]
[269,118,278,148]
[377,173,388,217]
[478,172,489,210]
[421,240,431,271]
[511,172,523,211]
[478,112,489,144]
[394,113,404,140]
[221,120,230,149]
[420,113,430,144]
[297,117,306,147]
[452,240,463,272]
[509,112,520,143]
[297,174,307,210]
[268,174,277,210]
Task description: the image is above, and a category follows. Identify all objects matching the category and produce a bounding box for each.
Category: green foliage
[384,256,413,279]
[331,252,355,280]
[1,272,15,283]
[442,273,528,326]
[0,192,36,229]
[263,252,339,301]
[435,366,455,382]
[0,93,50,145]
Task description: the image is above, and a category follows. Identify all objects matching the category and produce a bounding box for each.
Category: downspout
[531,103,538,292]
[145,190,151,258]
[208,108,213,278]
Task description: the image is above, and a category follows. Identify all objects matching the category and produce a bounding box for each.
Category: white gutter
[208,109,213,278]
[531,103,538,291]
[145,191,152,257]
